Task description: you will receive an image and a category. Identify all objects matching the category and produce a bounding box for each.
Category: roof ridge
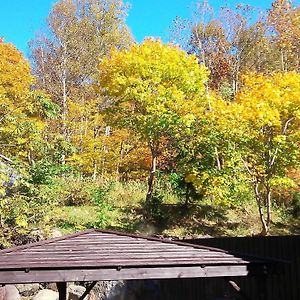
[0,229,96,254]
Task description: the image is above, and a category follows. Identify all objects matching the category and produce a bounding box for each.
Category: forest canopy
[1,0,300,247]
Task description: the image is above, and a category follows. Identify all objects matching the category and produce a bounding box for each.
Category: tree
[235,72,300,234]
[96,39,209,205]
[0,39,51,165]
[171,1,274,94]
[268,0,300,71]
[29,0,133,163]
[174,93,252,208]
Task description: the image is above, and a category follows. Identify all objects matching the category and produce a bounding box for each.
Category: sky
[0,0,280,56]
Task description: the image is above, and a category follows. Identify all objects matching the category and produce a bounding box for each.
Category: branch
[269,117,294,167]
[0,154,13,163]
[240,156,253,178]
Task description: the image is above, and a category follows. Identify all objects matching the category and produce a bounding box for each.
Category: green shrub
[292,192,300,218]
[92,183,115,228]
[0,192,53,248]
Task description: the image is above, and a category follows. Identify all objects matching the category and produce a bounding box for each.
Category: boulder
[51,229,62,238]
[47,283,58,292]
[0,285,21,300]
[68,285,86,300]
[88,281,125,300]
[15,283,40,296]
[33,289,58,300]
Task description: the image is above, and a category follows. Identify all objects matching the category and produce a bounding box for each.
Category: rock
[88,281,125,300]
[47,283,58,292]
[15,283,40,296]
[51,228,62,238]
[0,287,4,300]
[0,285,21,300]
[68,285,86,300]
[33,289,58,300]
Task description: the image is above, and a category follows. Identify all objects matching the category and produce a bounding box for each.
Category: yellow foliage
[0,39,47,162]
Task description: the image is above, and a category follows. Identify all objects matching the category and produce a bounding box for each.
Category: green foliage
[145,191,165,223]
[32,91,60,119]
[0,191,53,248]
[219,82,234,101]
[29,160,71,185]
[291,192,300,218]
[92,183,115,228]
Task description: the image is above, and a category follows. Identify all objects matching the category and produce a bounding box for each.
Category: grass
[38,177,300,238]
[49,206,98,233]
[49,201,300,238]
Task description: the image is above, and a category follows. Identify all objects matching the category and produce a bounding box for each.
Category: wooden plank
[0,261,248,271]
[0,230,94,254]
[0,265,250,284]
[17,248,212,254]
[16,245,205,252]
[0,255,244,264]
[0,252,234,260]
[79,281,97,300]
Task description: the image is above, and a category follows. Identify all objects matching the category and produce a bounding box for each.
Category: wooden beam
[0,265,249,284]
[57,282,67,300]
[79,281,97,300]
[226,278,252,300]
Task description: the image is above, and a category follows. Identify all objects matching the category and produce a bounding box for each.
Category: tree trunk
[254,183,268,235]
[92,162,97,181]
[215,147,222,170]
[145,146,158,206]
[60,46,68,165]
[266,186,272,230]
[280,48,285,71]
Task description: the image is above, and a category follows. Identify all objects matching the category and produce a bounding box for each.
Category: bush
[292,192,300,218]
[29,160,75,185]
[0,192,53,248]
[92,183,115,228]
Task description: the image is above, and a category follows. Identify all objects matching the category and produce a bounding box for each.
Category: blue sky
[0,0,282,56]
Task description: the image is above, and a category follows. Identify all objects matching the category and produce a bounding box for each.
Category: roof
[0,229,279,284]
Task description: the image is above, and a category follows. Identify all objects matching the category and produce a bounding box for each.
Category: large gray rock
[0,285,21,300]
[88,281,125,300]
[15,283,40,296]
[33,289,58,300]
[68,285,86,300]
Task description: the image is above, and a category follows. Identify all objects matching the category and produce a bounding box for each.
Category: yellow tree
[66,98,138,179]
[96,39,209,204]
[236,72,300,234]
[0,39,55,167]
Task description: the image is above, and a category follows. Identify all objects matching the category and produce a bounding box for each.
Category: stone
[32,289,58,300]
[88,281,126,300]
[47,283,58,292]
[0,285,21,300]
[68,285,86,300]
[51,228,62,238]
[15,283,40,296]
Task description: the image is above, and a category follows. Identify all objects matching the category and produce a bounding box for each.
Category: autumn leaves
[1,0,300,236]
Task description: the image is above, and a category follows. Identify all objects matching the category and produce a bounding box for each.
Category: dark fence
[158,235,300,300]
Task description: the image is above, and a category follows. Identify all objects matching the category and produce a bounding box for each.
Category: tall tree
[235,72,300,234]
[29,0,133,163]
[0,39,48,164]
[96,39,209,205]
[171,2,273,94]
[268,0,300,71]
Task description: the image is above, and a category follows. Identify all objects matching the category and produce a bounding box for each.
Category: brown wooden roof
[0,229,278,284]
